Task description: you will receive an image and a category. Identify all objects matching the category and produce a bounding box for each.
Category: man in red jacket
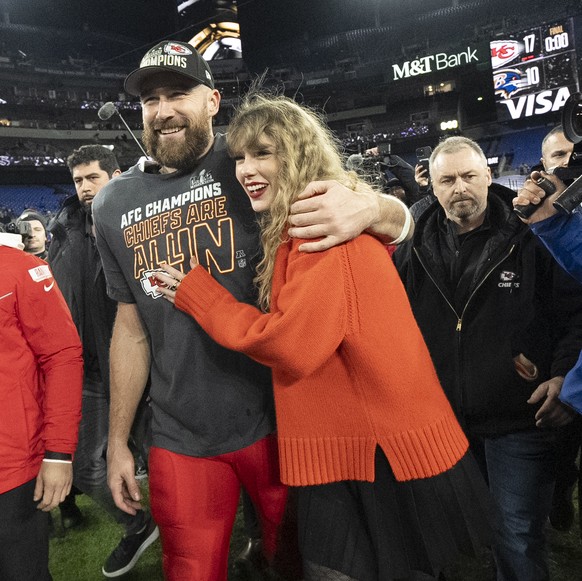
[0,223,83,581]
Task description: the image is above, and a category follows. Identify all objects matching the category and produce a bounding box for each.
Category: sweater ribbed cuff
[175,266,228,319]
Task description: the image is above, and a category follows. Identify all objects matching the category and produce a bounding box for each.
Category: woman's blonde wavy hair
[227,93,364,311]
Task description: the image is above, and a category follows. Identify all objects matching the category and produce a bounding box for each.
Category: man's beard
[142,111,212,172]
[446,196,482,220]
[79,197,92,211]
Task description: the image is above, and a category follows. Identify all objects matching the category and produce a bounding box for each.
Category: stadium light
[440,120,459,131]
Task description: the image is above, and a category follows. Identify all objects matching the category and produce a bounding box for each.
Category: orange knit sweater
[175,233,468,486]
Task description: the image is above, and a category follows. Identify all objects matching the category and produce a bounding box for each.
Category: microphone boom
[97,102,149,159]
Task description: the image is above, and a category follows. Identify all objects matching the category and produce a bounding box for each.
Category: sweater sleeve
[175,241,349,379]
[528,214,582,377]
[17,257,83,454]
[531,211,582,284]
[548,255,582,378]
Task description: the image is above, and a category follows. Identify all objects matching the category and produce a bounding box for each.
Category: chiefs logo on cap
[164,43,193,56]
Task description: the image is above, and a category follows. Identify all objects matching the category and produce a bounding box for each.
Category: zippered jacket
[393,185,582,435]
[0,242,83,494]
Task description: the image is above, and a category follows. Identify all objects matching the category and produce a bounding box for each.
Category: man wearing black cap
[17,209,48,259]
[93,39,412,581]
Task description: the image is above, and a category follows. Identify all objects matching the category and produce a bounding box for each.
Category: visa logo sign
[499,86,571,119]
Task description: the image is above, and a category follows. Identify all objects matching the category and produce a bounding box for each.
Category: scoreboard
[491,18,578,121]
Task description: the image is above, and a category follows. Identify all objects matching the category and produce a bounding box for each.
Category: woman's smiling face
[234,134,280,213]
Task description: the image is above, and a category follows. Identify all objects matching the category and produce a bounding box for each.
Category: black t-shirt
[93,134,275,457]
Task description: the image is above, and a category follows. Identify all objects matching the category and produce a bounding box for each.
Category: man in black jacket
[393,135,582,581]
[522,125,582,536]
[48,145,158,578]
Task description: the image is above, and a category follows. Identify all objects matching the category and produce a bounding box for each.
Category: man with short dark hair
[48,145,158,578]
[394,135,582,581]
[540,126,574,172]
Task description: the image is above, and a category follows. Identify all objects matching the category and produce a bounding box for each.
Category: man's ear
[208,89,221,117]
[112,169,122,178]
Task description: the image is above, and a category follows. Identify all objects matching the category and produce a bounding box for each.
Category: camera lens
[573,106,582,138]
[563,92,582,144]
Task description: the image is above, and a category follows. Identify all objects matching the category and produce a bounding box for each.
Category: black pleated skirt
[297,447,495,581]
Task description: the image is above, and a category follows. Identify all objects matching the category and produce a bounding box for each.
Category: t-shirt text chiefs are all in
[118,171,240,282]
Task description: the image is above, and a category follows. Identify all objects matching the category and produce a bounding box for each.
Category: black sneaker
[101,514,159,578]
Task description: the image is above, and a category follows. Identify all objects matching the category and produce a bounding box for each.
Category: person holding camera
[17,209,49,259]
[516,125,582,537]
[515,125,582,540]
[0,223,83,581]
[364,145,423,206]
[513,165,582,415]
[393,135,582,581]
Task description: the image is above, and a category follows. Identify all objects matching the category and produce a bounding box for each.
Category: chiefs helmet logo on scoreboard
[490,40,522,69]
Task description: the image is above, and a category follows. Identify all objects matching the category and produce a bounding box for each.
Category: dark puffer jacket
[393,185,582,436]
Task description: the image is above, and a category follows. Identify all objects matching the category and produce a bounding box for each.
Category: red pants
[149,434,288,581]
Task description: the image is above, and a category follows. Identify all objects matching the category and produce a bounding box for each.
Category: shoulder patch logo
[28,264,52,282]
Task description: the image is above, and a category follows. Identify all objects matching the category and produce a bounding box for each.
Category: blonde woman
[157,94,493,581]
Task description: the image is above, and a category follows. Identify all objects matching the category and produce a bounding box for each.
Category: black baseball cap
[124,40,215,96]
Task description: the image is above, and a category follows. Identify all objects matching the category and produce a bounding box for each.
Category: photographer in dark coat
[393,135,582,581]
[48,145,158,578]
[515,125,582,538]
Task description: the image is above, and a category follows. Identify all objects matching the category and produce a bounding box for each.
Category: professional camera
[562,92,582,147]
[551,92,582,213]
[518,92,582,217]
[346,150,390,191]
[0,220,33,240]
